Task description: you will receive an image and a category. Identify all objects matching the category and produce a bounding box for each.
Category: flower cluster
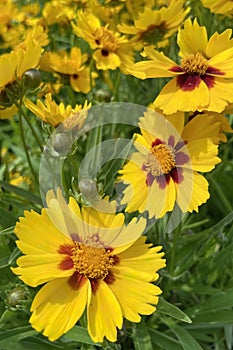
[0,0,232,348]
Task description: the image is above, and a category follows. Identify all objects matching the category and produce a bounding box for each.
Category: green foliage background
[1,0,233,349]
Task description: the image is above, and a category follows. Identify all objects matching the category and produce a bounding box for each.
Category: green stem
[22,107,44,152]
[89,58,94,98]
[113,69,121,102]
[208,175,233,213]
[17,100,39,188]
[14,100,44,152]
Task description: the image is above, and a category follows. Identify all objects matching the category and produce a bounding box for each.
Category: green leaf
[224,325,233,350]
[0,181,42,205]
[0,326,36,349]
[132,323,153,350]
[62,325,101,346]
[0,226,15,235]
[191,310,233,324]
[149,329,183,350]
[158,298,192,323]
[169,324,204,350]
[195,287,233,312]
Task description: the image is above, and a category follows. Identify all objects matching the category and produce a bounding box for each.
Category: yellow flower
[201,0,233,17]
[0,104,18,119]
[40,47,96,93]
[118,0,189,50]
[42,0,75,25]
[0,39,42,92]
[119,109,221,219]
[24,93,91,127]
[72,11,134,71]
[12,189,165,343]
[150,106,233,144]
[129,18,233,114]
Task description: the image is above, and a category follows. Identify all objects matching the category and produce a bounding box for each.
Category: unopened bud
[6,285,29,308]
[78,178,99,201]
[23,69,41,91]
[94,89,111,103]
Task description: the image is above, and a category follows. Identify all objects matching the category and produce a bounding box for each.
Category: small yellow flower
[12,189,165,343]
[0,39,42,92]
[201,0,233,17]
[25,93,91,127]
[42,0,75,25]
[72,11,134,71]
[119,109,221,219]
[118,0,189,50]
[40,47,96,93]
[129,18,233,114]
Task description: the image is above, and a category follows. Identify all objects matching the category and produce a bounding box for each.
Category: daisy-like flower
[72,11,134,71]
[0,40,42,92]
[118,0,189,50]
[40,47,96,94]
[25,93,91,127]
[119,109,221,219]
[42,0,76,25]
[201,0,233,17]
[0,39,42,110]
[12,189,165,343]
[129,18,233,114]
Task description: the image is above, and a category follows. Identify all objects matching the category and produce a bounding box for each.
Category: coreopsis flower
[40,47,96,94]
[0,0,24,47]
[129,18,233,114]
[42,0,76,25]
[118,0,189,50]
[24,93,91,127]
[0,39,42,110]
[72,11,134,71]
[12,189,165,343]
[119,109,221,219]
[201,0,233,17]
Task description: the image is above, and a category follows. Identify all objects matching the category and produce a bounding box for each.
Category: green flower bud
[6,285,29,308]
[94,89,111,103]
[78,178,99,201]
[23,69,41,91]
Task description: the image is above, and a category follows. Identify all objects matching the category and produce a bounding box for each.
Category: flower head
[119,109,221,218]
[25,93,91,127]
[201,0,233,17]
[40,47,96,93]
[72,11,134,71]
[118,0,189,49]
[129,18,233,114]
[12,189,165,343]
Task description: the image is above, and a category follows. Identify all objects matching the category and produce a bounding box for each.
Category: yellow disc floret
[71,242,115,280]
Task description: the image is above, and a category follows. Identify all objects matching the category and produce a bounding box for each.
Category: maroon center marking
[177,73,202,91]
[68,272,87,290]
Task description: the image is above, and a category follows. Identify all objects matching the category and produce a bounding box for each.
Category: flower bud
[23,69,41,91]
[78,178,99,201]
[94,89,111,103]
[6,285,29,308]
[52,133,71,156]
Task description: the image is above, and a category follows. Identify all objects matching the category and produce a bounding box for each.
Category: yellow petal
[109,270,161,322]
[178,18,208,58]
[12,254,73,287]
[154,77,210,114]
[14,209,73,255]
[30,277,88,341]
[177,171,210,212]
[206,29,233,58]
[87,280,123,343]
[186,138,221,172]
